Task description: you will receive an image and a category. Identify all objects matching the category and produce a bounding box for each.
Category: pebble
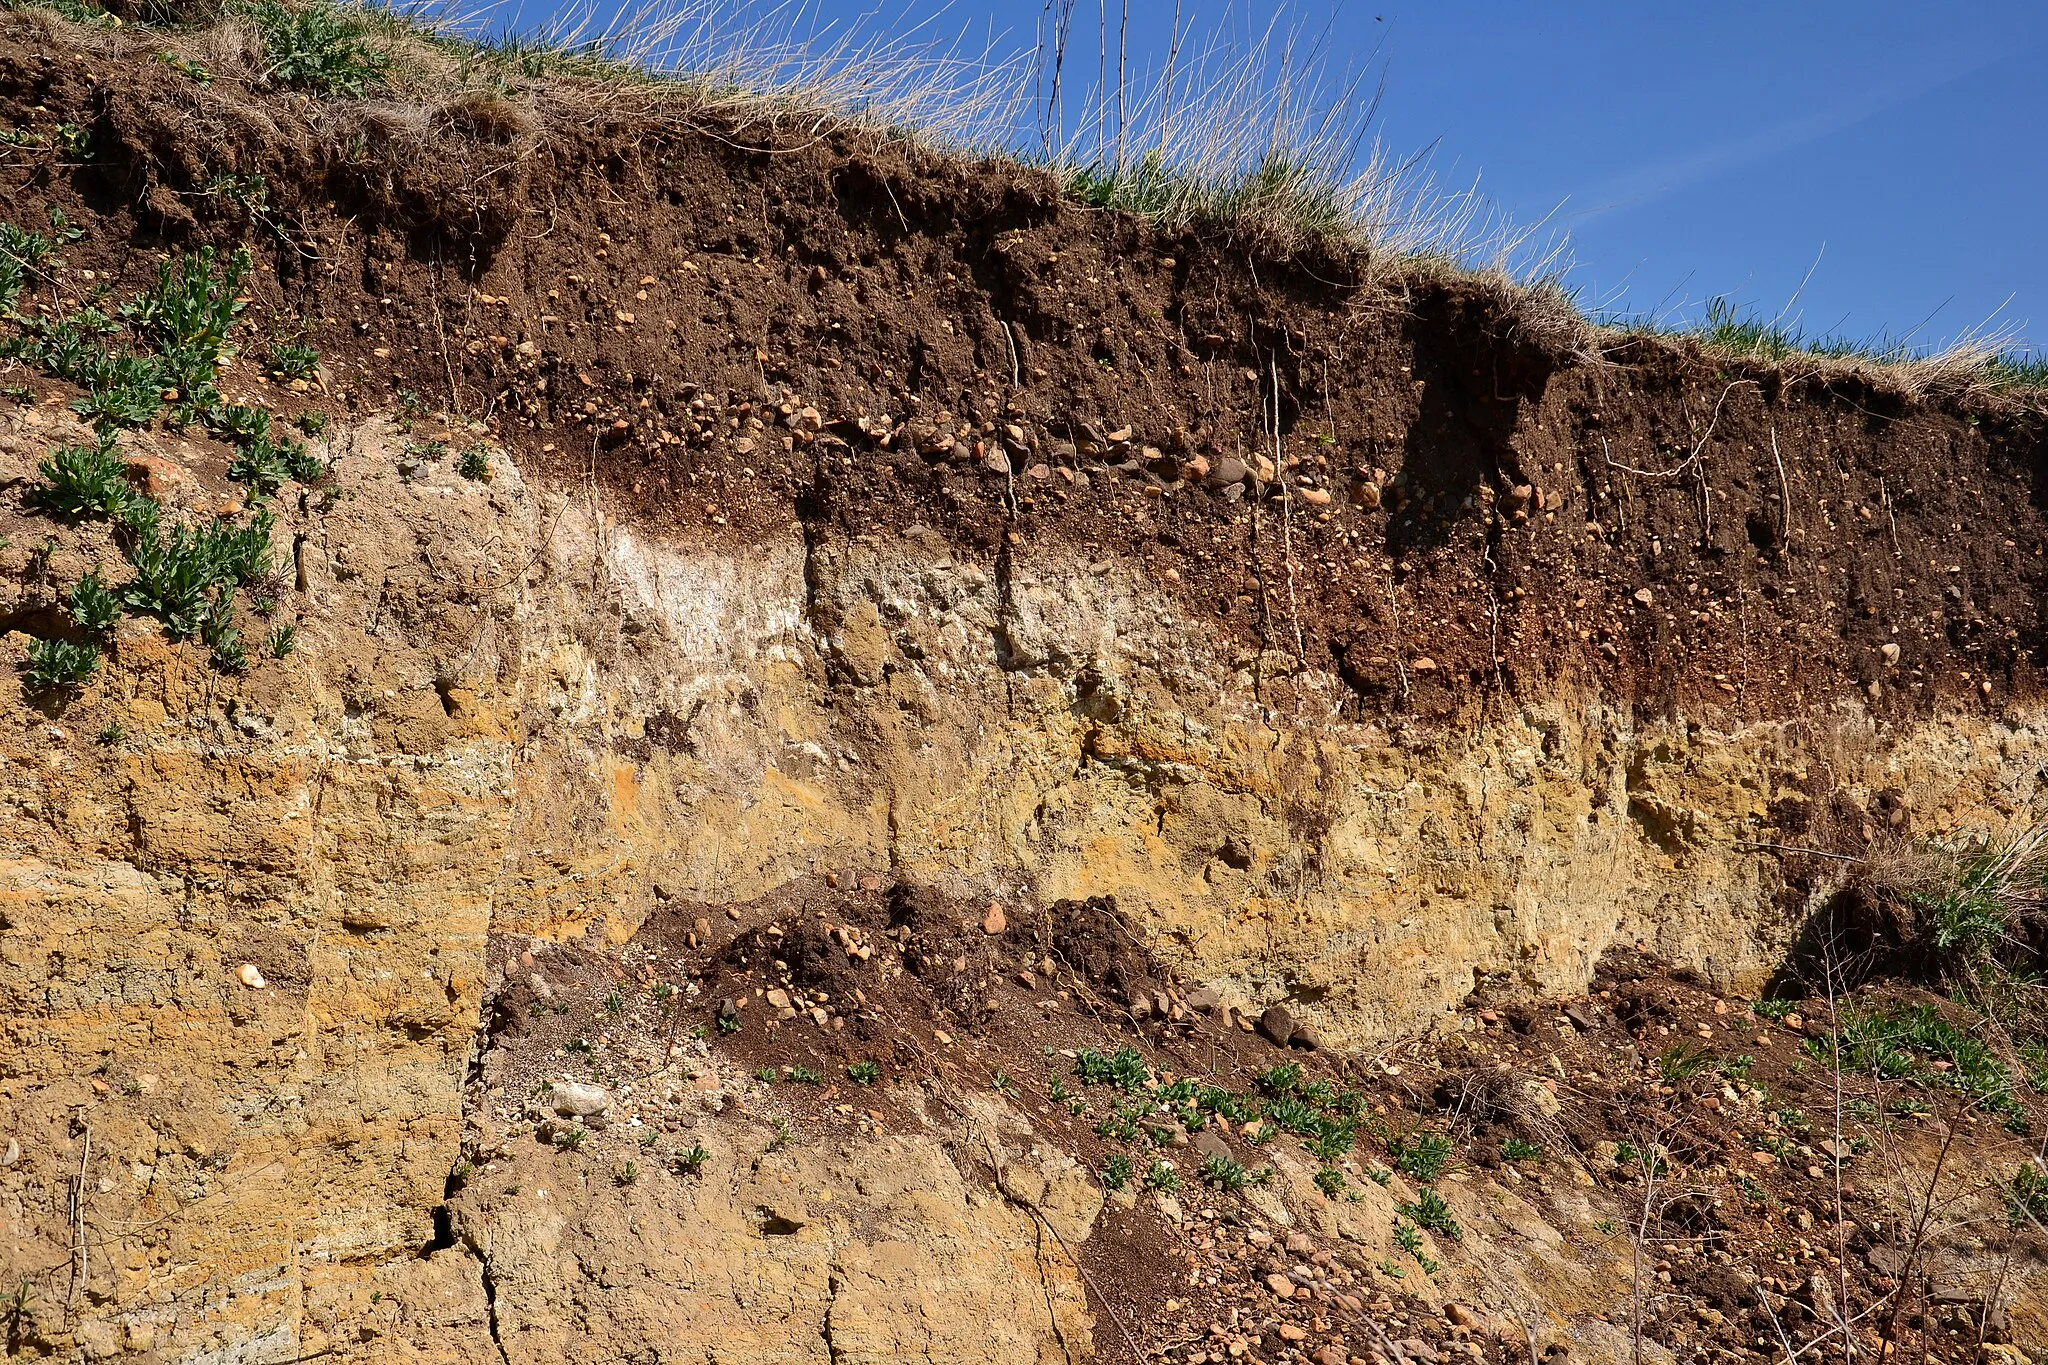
[983,903,1007,935]
[237,963,266,989]
[1264,1272,1296,1298]
[1257,1004,1296,1048]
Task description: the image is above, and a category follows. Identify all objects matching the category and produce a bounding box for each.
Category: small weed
[1074,1045,1150,1094]
[1500,1137,1543,1163]
[68,568,121,633]
[457,444,492,481]
[22,636,99,692]
[613,1161,637,1187]
[651,983,673,1006]
[1376,1259,1406,1280]
[787,1065,822,1086]
[673,1144,710,1175]
[992,1068,1017,1096]
[1752,998,1798,1022]
[716,1013,740,1035]
[97,721,125,745]
[55,123,89,158]
[1101,1154,1133,1191]
[639,1130,659,1149]
[766,1118,791,1152]
[34,431,133,520]
[241,0,391,97]
[159,52,214,84]
[1141,1159,1178,1192]
[2003,1165,2048,1227]
[563,1036,592,1055]
[1719,1054,1756,1081]
[1595,1217,1619,1236]
[1398,1187,1462,1241]
[267,338,321,380]
[1385,1128,1455,1183]
[295,410,327,435]
[1258,1062,1302,1094]
[1656,1039,1713,1082]
[122,512,273,641]
[755,1066,777,1084]
[552,1127,586,1151]
[123,246,250,364]
[603,990,624,1015]
[1198,1153,1249,1192]
[264,624,296,659]
[847,1061,879,1085]
[1313,1166,1345,1196]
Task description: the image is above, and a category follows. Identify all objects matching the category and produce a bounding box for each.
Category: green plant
[614,1161,637,1186]
[991,1068,1017,1096]
[1656,1039,1713,1082]
[159,52,214,84]
[1101,1154,1133,1191]
[673,1143,710,1175]
[755,1066,777,1084]
[264,624,296,659]
[97,721,125,745]
[295,410,327,435]
[22,636,99,692]
[1313,1166,1344,1196]
[70,351,164,428]
[639,1129,659,1149]
[123,246,250,364]
[34,432,132,519]
[847,1061,880,1085]
[121,513,272,641]
[267,338,321,380]
[1398,1187,1462,1241]
[226,434,299,497]
[1718,1054,1756,1081]
[551,1126,585,1151]
[787,1064,822,1085]
[1198,1153,1249,1192]
[241,0,391,97]
[1385,1128,1455,1183]
[69,568,121,633]
[1258,1062,1302,1094]
[457,444,492,481]
[717,1013,740,1034]
[1074,1045,1150,1094]
[1500,1137,1543,1163]
[603,990,624,1015]
[766,1117,791,1151]
[1141,1159,1178,1192]
[1752,998,1798,1022]
[2003,1165,2048,1227]
[563,1035,591,1056]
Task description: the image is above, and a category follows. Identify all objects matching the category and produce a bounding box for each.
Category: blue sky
[513,0,2047,354]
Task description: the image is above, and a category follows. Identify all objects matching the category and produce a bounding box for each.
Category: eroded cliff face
[5,405,2046,1360]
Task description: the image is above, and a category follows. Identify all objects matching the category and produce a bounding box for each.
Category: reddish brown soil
[5,14,2047,745]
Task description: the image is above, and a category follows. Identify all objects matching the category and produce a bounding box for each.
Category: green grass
[1811,1003,2019,1111]
[1074,1045,1151,1094]
[1984,353,2048,392]
[1656,1040,1714,1083]
[21,636,99,692]
[1499,1137,1543,1163]
[120,511,274,640]
[2003,1165,2048,1227]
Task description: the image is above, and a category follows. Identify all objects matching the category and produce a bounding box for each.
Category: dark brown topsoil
[5,13,2048,746]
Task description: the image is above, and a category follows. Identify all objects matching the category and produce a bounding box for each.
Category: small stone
[237,963,266,989]
[983,903,1007,935]
[1186,986,1221,1012]
[1314,1347,1346,1365]
[1444,1304,1479,1330]
[1402,1340,1442,1365]
[1880,642,1901,665]
[1411,657,1438,672]
[1633,587,1654,606]
[1265,1273,1296,1299]
[1285,1231,1314,1253]
[551,1081,610,1116]
[1258,1004,1296,1048]
[1192,1130,1234,1164]
[1206,456,1249,488]
[1351,480,1382,509]
[1279,1324,1307,1342]
[1298,487,1331,505]
[1,1138,17,1166]
[766,988,792,1010]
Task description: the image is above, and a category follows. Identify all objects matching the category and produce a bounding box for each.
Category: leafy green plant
[158,52,214,84]
[121,512,272,640]
[97,721,125,745]
[1198,1153,1249,1192]
[551,1126,586,1151]
[1752,998,1798,1022]
[766,1117,790,1151]
[1101,1154,1133,1191]
[1258,1062,1303,1094]
[603,990,624,1015]
[22,636,99,692]
[614,1161,637,1187]
[267,337,321,380]
[264,624,296,659]
[1313,1166,1344,1196]
[2003,1165,2048,1227]
[295,410,327,435]
[847,1061,879,1085]
[457,444,492,481]
[1385,1128,1455,1183]
[69,568,120,633]
[242,0,391,97]
[1500,1137,1543,1163]
[70,351,164,428]
[755,1066,777,1084]
[716,1013,740,1034]
[787,1064,821,1085]
[1074,1045,1150,1094]
[1398,1187,1462,1241]
[34,432,132,519]
[673,1144,710,1175]
[1657,1040,1713,1083]
[123,246,250,363]
[1141,1159,1178,1192]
